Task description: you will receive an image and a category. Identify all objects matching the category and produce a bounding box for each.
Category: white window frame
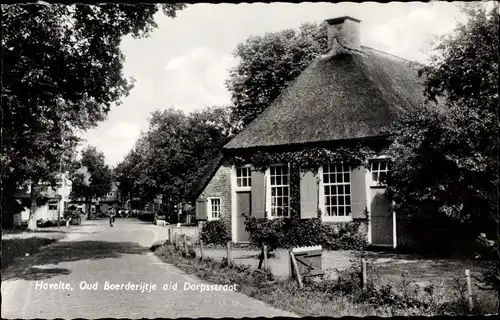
[266,163,291,219]
[108,192,114,197]
[235,165,252,192]
[207,197,222,221]
[368,156,390,187]
[318,162,353,222]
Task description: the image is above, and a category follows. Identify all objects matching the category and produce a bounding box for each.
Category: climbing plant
[229,144,379,172]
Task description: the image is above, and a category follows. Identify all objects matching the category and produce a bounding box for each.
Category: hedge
[244,215,368,251]
[199,215,231,245]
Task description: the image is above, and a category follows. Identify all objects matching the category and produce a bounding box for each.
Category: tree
[114,151,140,210]
[70,146,113,216]
[1,3,185,228]
[386,3,499,308]
[226,22,328,128]
[116,106,234,216]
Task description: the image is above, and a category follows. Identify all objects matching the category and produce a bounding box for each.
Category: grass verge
[1,237,59,270]
[153,242,497,316]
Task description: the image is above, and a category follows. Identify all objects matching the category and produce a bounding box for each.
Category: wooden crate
[291,245,323,277]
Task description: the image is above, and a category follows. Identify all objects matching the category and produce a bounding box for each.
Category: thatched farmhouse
[194,16,430,247]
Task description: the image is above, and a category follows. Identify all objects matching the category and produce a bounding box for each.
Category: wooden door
[370,187,394,246]
[236,191,251,242]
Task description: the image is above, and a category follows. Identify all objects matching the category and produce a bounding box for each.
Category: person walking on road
[109,209,116,227]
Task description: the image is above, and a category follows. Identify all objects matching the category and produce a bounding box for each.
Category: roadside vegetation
[154,241,497,316]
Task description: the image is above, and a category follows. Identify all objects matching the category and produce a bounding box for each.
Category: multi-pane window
[371,159,389,185]
[269,165,290,217]
[236,167,252,187]
[48,203,58,211]
[209,198,221,220]
[323,162,351,217]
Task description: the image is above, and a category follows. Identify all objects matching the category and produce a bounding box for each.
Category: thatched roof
[224,46,429,150]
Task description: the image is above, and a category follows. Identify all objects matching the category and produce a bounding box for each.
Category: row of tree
[2,3,186,229]
[114,106,235,213]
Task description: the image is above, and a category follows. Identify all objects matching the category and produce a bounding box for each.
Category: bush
[181,246,197,259]
[244,216,368,250]
[243,215,288,251]
[138,212,154,222]
[200,215,231,245]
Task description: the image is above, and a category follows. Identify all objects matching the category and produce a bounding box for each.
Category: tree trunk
[497,288,499,315]
[28,182,38,231]
[85,195,90,220]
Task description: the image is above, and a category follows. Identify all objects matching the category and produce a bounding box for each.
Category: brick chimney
[324,16,361,55]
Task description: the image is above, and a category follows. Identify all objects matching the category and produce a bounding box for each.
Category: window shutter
[350,167,367,219]
[251,169,266,218]
[300,170,318,219]
[196,198,207,220]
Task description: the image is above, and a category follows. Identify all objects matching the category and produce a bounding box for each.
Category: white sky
[79,1,485,166]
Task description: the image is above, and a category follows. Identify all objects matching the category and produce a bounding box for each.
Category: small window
[236,167,252,188]
[48,204,58,211]
[371,159,389,185]
[91,207,95,212]
[208,198,221,220]
[108,192,114,197]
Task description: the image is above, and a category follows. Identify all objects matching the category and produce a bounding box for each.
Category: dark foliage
[200,218,232,245]
[244,215,368,251]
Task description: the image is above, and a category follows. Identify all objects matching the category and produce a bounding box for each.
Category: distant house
[96,182,121,213]
[194,16,435,247]
[12,172,73,226]
[67,182,122,215]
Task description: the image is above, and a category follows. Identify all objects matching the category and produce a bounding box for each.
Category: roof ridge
[361,45,426,67]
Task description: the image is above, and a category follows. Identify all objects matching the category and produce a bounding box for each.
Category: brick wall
[199,162,232,224]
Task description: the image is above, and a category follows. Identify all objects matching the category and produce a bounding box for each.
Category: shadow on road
[2,267,73,282]
[2,240,149,281]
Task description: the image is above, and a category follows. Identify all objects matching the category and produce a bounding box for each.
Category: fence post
[226,241,232,266]
[289,251,303,288]
[465,269,473,313]
[183,235,189,256]
[168,228,171,243]
[199,239,204,261]
[263,245,268,270]
[174,232,178,248]
[362,258,367,290]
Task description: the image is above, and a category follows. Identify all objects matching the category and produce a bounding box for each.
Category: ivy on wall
[290,164,300,218]
[230,144,378,172]
[228,144,379,219]
[243,215,369,250]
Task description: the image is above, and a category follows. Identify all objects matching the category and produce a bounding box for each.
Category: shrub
[244,215,368,250]
[244,215,288,250]
[200,215,231,245]
[138,212,154,222]
[183,246,196,259]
